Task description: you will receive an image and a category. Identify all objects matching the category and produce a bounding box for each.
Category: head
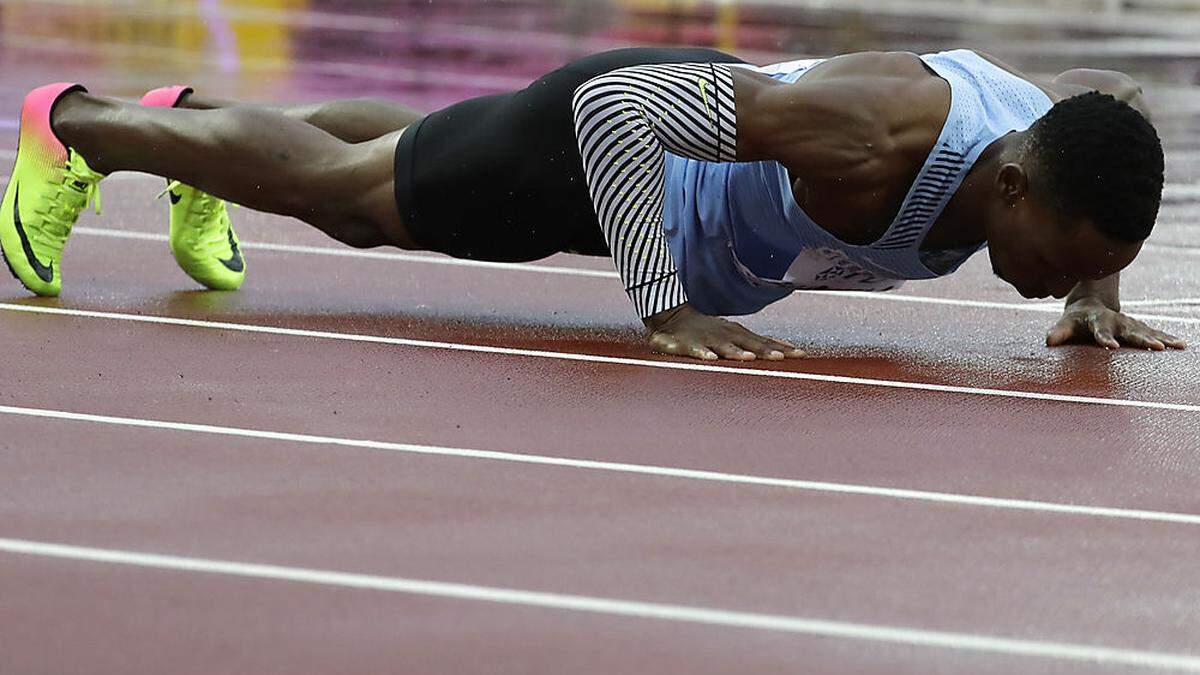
[982,91,1164,299]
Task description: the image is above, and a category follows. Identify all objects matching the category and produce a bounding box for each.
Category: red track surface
[3,4,1200,673]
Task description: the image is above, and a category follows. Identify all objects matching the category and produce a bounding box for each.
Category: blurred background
[1,0,1198,155]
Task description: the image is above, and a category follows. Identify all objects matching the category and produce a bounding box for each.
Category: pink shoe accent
[140,85,193,109]
[22,82,86,162]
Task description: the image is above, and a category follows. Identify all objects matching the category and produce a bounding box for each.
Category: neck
[935,131,1022,248]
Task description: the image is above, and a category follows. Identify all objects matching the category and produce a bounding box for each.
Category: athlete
[0,47,1186,361]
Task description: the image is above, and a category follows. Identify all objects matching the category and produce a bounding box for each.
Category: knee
[305,217,386,249]
[332,220,387,249]
[218,106,281,142]
[303,99,409,142]
[301,100,363,129]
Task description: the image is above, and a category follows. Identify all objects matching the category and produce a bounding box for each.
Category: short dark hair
[1025,91,1164,242]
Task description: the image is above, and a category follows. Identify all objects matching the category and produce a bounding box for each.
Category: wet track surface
[2,1,1200,673]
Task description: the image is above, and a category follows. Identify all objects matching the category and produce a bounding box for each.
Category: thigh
[330,128,424,250]
[290,99,424,143]
[177,94,425,144]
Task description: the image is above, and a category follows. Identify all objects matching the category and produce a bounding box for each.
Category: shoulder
[1050,67,1149,119]
[972,49,1141,100]
[1051,68,1142,100]
[955,50,1146,113]
[966,49,1066,98]
[970,50,1035,80]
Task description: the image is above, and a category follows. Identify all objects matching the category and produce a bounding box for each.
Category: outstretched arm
[572,59,906,359]
[572,63,738,318]
[572,63,807,361]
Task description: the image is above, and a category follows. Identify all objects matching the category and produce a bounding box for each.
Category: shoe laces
[38,150,103,249]
[158,180,236,256]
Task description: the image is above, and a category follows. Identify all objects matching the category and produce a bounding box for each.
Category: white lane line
[3,302,1199,413]
[73,226,618,279]
[1163,183,1200,202]
[4,402,1200,525]
[2,537,1199,671]
[1122,297,1200,308]
[65,226,1200,326]
[1151,245,1200,258]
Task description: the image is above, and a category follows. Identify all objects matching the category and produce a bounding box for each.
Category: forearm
[1066,272,1120,311]
[572,62,738,318]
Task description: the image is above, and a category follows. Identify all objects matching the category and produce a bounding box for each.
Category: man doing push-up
[0,46,1186,361]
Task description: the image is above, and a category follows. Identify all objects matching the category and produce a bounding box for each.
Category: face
[982,164,1143,299]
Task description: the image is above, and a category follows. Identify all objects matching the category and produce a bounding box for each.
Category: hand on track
[1046,297,1187,351]
[644,303,805,362]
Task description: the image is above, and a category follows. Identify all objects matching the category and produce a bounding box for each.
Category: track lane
[2,289,1199,519]
[3,416,1200,659]
[0,551,1154,675]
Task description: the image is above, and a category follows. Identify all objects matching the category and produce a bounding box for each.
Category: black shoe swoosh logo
[12,185,55,283]
[168,190,182,204]
[219,227,244,273]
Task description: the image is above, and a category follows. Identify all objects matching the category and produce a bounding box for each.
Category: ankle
[175,92,217,110]
[51,92,99,140]
[51,92,120,173]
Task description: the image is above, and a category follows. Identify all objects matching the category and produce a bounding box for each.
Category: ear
[995,163,1029,205]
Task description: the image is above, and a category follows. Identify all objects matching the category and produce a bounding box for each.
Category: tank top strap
[870,50,1053,260]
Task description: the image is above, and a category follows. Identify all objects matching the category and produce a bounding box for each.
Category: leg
[52,91,422,249]
[175,93,424,144]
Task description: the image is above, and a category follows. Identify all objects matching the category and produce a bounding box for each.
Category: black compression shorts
[392,47,747,262]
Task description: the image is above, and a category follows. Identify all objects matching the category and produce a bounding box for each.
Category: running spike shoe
[142,85,245,291]
[0,83,104,297]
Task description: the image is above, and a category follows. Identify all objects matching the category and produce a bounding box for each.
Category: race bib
[780,247,901,291]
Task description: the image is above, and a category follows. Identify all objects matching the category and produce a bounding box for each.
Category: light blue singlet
[660,49,1054,316]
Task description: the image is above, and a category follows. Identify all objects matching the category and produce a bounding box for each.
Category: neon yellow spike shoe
[0,83,104,297]
[159,180,245,291]
[141,86,244,291]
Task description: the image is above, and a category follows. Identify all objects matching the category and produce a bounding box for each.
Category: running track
[2,2,1200,673]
